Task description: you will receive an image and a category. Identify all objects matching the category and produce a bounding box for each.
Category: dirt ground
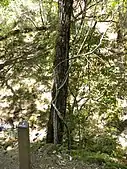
[0,143,106,169]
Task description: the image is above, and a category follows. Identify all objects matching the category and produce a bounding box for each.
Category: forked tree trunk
[46,0,73,144]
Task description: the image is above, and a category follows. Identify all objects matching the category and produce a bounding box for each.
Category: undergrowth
[71,149,127,169]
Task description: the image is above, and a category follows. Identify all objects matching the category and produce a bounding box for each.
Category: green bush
[93,134,117,155]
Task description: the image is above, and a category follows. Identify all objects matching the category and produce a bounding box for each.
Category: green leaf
[111,1,118,7]
[0,0,10,6]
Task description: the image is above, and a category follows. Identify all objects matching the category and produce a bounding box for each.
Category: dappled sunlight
[118,131,127,149]
[0,0,127,168]
[29,127,46,142]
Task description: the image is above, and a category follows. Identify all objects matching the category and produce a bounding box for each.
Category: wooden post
[18,121,30,169]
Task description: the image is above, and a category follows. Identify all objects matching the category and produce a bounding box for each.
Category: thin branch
[86,0,102,10]
[73,30,106,59]
[77,20,97,55]
[39,0,45,25]
[5,80,16,95]
[52,28,106,72]
[23,15,37,28]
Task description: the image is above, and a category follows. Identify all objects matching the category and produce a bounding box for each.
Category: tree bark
[46,0,73,144]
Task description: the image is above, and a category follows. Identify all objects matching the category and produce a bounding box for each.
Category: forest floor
[0,143,105,169]
[0,129,127,169]
[0,142,127,169]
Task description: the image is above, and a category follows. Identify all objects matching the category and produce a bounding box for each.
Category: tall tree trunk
[46,0,73,144]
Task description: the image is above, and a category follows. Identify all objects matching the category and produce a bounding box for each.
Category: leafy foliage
[0,0,10,6]
[0,0,127,166]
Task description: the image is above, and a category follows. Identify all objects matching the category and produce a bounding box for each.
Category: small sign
[18,121,30,169]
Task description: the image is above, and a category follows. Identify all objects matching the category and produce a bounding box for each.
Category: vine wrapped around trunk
[46,0,73,144]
